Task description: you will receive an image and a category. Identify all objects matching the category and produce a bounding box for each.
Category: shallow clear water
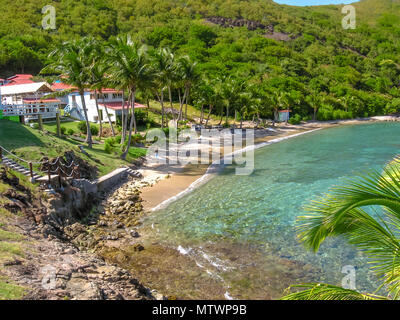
[144,123,400,298]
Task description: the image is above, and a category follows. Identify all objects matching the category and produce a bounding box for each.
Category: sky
[273,0,359,6]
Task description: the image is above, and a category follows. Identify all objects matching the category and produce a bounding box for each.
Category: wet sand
[140,164,209,211]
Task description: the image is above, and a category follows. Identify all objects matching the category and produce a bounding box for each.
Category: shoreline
[138,117,385,212]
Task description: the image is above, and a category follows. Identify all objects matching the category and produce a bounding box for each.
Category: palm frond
[281,283,388,300]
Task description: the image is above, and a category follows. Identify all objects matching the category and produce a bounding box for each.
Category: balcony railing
[0,103,60,117]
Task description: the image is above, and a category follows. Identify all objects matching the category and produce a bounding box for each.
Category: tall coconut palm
[42,38,93,148]
[86,38,108,138]
[282,157,400,300]
[176,56,198,123]
[108,35,151,160]
[90,61,116,137]
[150,48,175,128]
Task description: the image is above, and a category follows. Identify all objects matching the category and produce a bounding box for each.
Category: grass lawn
[0,119,147,177]
[0,278,25,300]
[147,100,235,125]
[43,119,115,137]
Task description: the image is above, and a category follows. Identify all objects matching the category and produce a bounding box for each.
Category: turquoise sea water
[144,123,400,298]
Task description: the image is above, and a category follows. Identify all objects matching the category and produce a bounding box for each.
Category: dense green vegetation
[1,0,400,120]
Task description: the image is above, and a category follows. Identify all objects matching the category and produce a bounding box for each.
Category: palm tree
[86,38,108,138]
[150,48,175,128]
[42,38,93,148]
[90,61,116,137]
[176,56,198,123]
[282,157,400,300]
[108,35,151,160]
[306,92,321,121]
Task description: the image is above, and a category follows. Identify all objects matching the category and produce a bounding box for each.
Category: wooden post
[38,115,43,131]
[29,162,33,180]
[48,163,51,185]
[0,147,2,161]
[57,166,62,189]
[56,112,61,137]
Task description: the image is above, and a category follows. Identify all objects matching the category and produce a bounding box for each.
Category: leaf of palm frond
[297,161,400,297]
[281,283,388,300]
[297,165,400,251]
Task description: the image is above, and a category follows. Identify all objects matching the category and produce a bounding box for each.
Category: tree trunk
[205,105,213,127]
[313,107,317,121]
[132,92,137,134]
[168,85,176,121]
[158,91,165,129]
[218,107,223,125]
[146,98,150,118]
[94,90,103,138]
[177,87,188,125]
[122,89,137,160]
[184,86,190,120]
[121,92,126,144]
[103,94,115,137]
[225,106,229,125]
[240,113,243,129]
[200,104,204,124]
[80,90,92,148]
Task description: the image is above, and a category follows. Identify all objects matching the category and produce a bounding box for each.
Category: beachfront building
[0,80,61,122]
[278,109,291,122]
[2,74,35,86]
[63,88,146,123]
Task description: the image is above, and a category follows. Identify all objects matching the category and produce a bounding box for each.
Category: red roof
[51,82,75,91]
[4,74,34,86]
[100,88,120,93]
[99,101,147,110]
[279,109,291,113]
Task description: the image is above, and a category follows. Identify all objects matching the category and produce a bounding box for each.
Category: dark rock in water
[133,244,144,252]
[130,230,140,238]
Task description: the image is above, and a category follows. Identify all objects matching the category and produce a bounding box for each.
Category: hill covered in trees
[1,0,400,120]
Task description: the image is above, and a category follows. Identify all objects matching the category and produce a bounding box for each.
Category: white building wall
[67,92,122,123]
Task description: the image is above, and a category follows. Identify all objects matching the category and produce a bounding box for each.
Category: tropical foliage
[282,157,400,300]
[2,0,400,122]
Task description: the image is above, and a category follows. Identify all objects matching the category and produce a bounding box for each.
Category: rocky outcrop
[0,167,164,300]
[206,16,274,33]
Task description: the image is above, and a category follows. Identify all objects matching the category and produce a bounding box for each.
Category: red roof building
[51,82,75,91]
[4,74,35,86]
[98,101,147,110]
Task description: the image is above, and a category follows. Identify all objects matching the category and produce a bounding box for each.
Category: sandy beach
[136,117,400,212]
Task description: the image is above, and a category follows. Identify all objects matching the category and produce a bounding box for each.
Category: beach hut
[278,109,291,122]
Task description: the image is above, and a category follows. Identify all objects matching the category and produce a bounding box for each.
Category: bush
[115,135,122,144]
[162,127,169,136]
[288,114,302,125]
[134,109,148,126]
[132,133,144,144]
[67,128,75,136]
[32,123,39,130]
[77,121,87,133]
[60,126,67,135]
[90,125,99,136]
[104,137,116,154]
[317,105,334,121]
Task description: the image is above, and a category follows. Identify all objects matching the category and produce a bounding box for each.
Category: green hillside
[1,0,400,119]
